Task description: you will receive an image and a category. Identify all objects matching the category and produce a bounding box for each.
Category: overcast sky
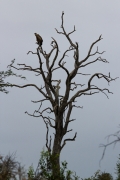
[0,0,120,179]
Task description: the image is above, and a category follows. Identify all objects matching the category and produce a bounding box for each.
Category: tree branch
[100,128,120,165]
[60,132,77,151]
[79,35,103,66]
[80,56,109,68]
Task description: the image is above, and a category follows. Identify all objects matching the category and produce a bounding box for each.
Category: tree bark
[51,114,63,179]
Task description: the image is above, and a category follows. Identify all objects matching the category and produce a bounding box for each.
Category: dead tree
[0,153,18,180]
[100,126,120,164]
[1,12,118,178]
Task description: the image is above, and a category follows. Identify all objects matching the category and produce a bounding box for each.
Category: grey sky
[0,0,120,178]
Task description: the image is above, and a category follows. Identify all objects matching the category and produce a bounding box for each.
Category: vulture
[34,33,43,46]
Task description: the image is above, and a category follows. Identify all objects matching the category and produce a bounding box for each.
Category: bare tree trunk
[52,136,61,178]
[51,114,63,179]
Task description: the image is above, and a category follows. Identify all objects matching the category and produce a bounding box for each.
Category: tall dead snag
[1,12,117,177]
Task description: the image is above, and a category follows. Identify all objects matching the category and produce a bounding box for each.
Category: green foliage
[115,154,120,180]
[39,150,52,179]
[0,153,18,180]
[36,149,79,180]
[0,59,26,94]
[96,171,113,180]
[82,170,113,180]
[0,69,13,94]
[27,165,35,180]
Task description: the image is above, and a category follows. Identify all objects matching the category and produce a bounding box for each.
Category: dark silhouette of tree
[1,12,117,178]
[100,126,120,162]
[96,172,113,180]
[81,170,113,180]
[0,153,27,180]
[0,153,18,179]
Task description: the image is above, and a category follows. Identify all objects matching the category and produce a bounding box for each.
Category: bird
[34,33,43,46]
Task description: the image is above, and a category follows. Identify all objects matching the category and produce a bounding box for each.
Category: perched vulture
[34,33,43,46]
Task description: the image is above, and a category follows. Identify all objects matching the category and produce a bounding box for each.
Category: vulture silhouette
[34,33,43,46]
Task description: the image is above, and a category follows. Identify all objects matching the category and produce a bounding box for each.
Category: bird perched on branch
[34,33,43,46]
